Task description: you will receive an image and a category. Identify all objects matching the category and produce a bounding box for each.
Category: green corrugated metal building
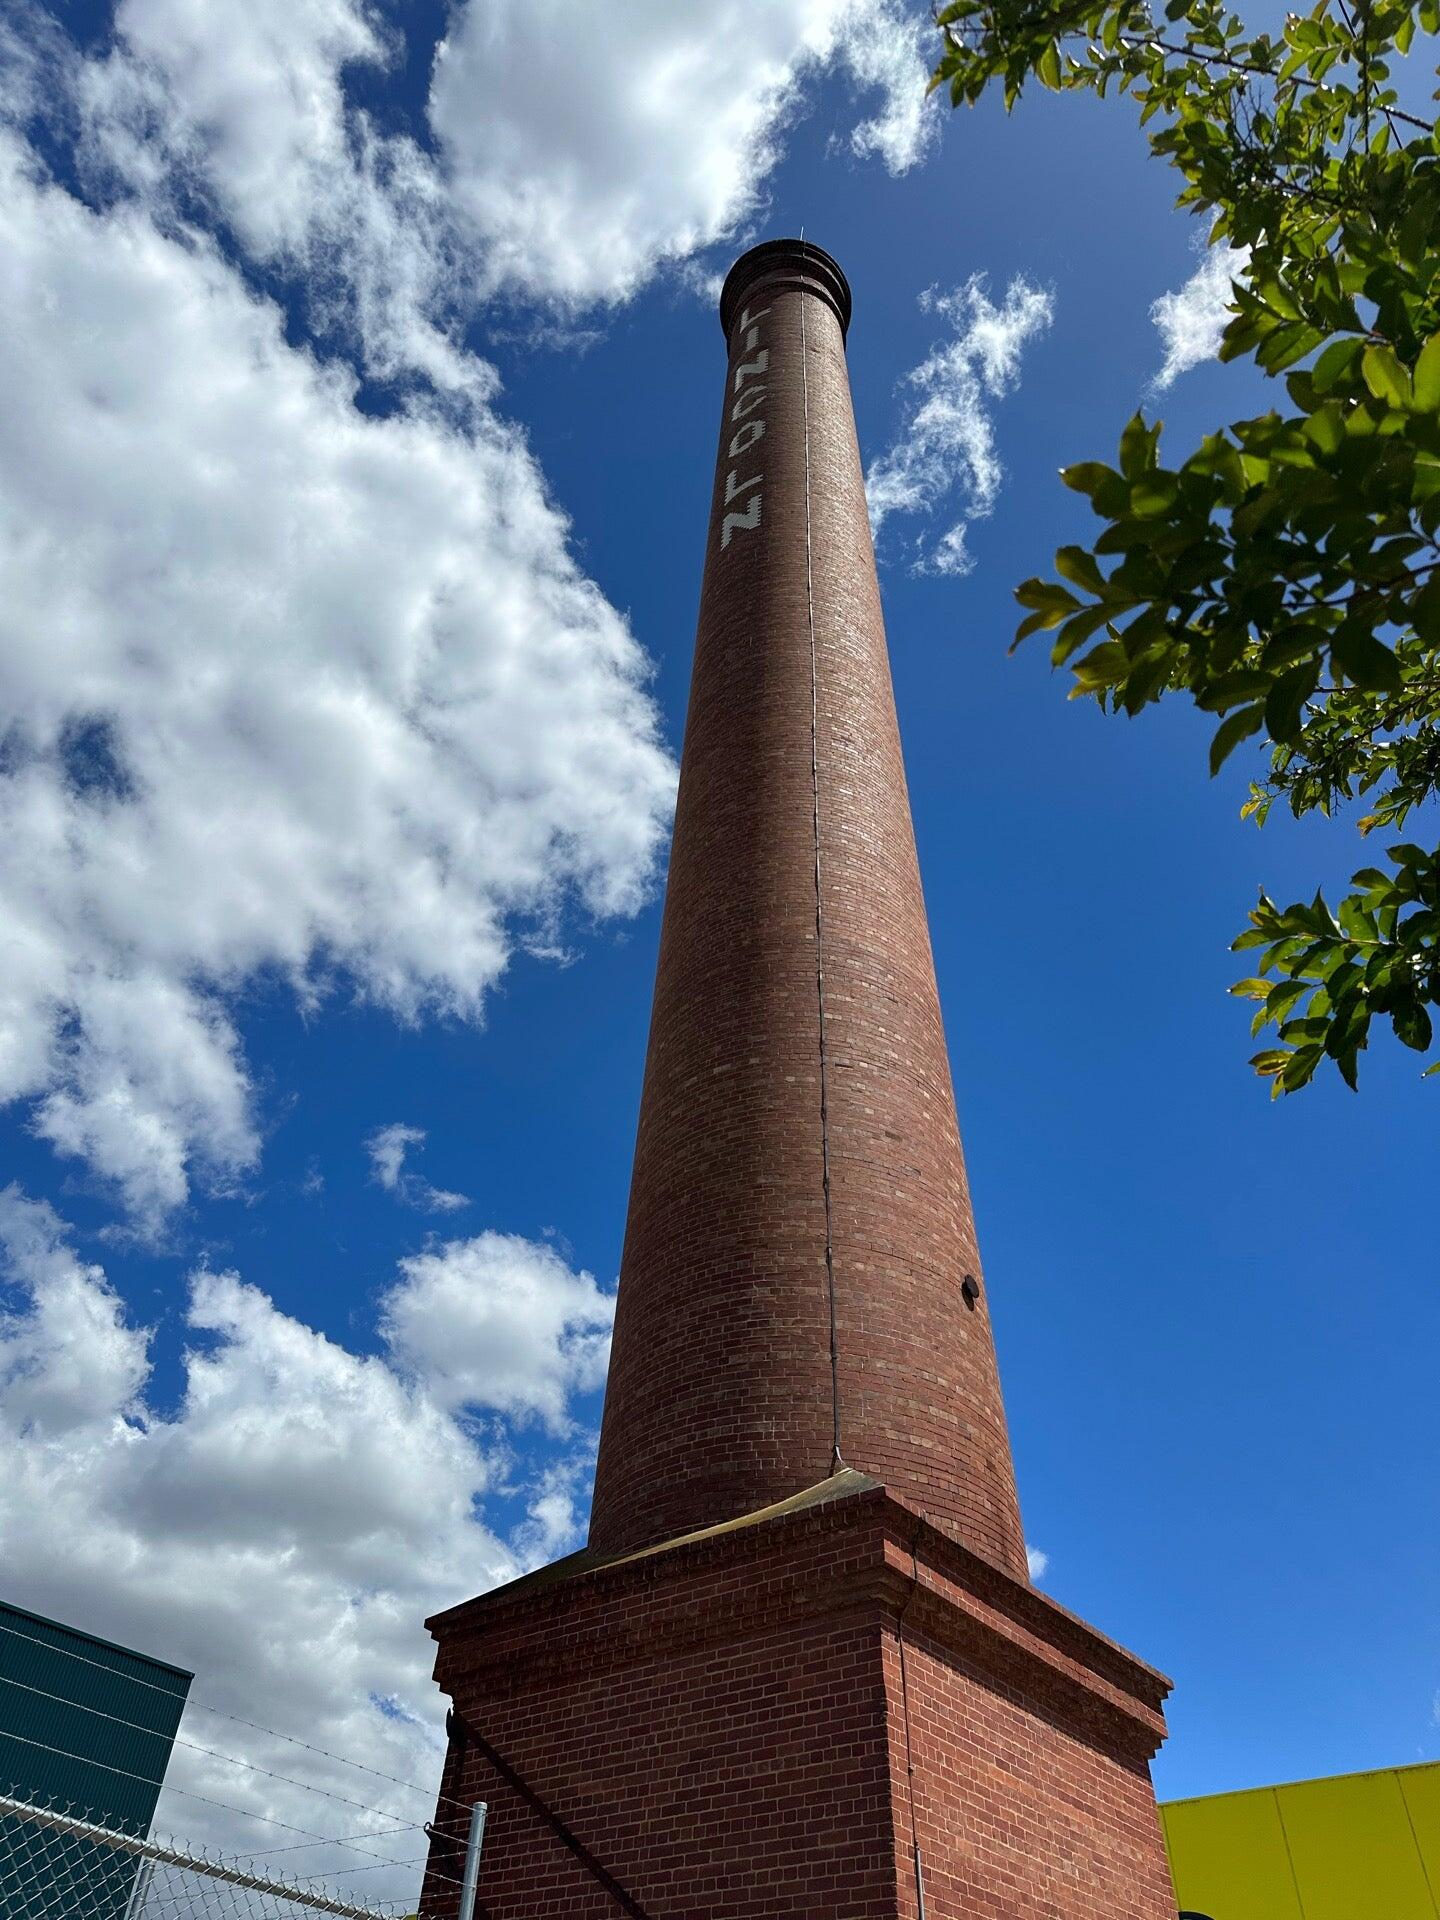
[0,1598,191,1920]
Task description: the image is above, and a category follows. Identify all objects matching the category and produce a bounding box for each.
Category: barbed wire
[0,1730,463,1891]
[0,1673,424,1834]
[0,1618,471,1819]
[0,1789,413,1918]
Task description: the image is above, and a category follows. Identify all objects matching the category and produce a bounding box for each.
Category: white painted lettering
[725,467,762,504]
[720,302,770,552]
[732,350,769,391]
[721,493,763,547]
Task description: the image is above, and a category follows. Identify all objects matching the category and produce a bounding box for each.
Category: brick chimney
[587,239,1026,1577]
[420,242,1177,1920]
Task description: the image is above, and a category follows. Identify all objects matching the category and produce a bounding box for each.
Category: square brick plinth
[418,1474,1176,1920]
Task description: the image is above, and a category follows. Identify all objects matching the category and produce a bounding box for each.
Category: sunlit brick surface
[421,1487,1175,1919]
[587,243,1026,1577]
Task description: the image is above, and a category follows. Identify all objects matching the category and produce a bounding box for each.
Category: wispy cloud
[1150,240,1250,389]
[1026,1543,1049,1582]
[865,274,1055,575]
[365,1123,470,1214]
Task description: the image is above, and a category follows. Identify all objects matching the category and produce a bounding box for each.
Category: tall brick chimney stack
[588,239,1026,1576]
[420,242,1178,1920]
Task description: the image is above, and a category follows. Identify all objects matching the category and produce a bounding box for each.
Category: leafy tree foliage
[934,0,1439,1091]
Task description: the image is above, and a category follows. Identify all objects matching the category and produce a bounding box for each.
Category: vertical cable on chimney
[798,279,845,1477]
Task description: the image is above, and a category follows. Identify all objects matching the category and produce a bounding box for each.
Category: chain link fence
[0,1792,412,1920]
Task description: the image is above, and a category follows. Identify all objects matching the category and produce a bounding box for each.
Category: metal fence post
[456,1802,487,1920]
[122,1854,155,1920]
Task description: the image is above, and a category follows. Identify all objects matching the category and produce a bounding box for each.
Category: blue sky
[0,0,1435,1899]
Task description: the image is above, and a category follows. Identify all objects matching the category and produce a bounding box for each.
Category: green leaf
[1060,461,1128,514]
[1413,334,1440,412]
[1279,1043,1324,1092]
[1362,345,1412,410]
[1311,336,1363,394]
[1330,627,1402,692]
[1070,640,1128,688]
[1198,671,1273,713]
[1209,703,1265,775]
[1015,577,1081,618]
[1052,602,1113,661]
[1410,574,1440,644]
[1264,662,1317,744]
[1266,980,1310,1021]
[1053,545,1108,595]
[1013,607,1061,647]
[1118,413,1156,481]
[1395,1002,1434,1052]
[1130,472,1180,516]
[1060,462,1120,497]
[1229,977,1272,1001]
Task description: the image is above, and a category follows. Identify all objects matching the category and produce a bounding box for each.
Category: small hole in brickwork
[961,1274,981,1310]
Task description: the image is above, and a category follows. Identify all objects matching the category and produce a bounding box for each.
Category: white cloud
[1026,1543,1049,1583]
[65,0,939,347]
[0,1185,605,1899]
[0,0,951,1232]
[840,0,936,173]
[866,274,1055,574]
[430,0,937,306]
[0,121,674,1229]
[365,1124,470,1215]
[76,0,483,401]
[382,1233,613,1432]
[1150,240,1250,390]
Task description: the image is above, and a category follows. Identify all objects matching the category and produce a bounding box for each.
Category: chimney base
[420,1478,1174,1918]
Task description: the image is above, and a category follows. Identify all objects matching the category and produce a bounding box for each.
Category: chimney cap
[719,239,851,343]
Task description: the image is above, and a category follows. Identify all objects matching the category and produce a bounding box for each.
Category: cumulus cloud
[382,1233,613,1432]
[0,0,953,1231]
[1150,240,1250,389]
[64,0,939,346]
[1026,1544,1049,1583]
[0,1185,608,1899]
[866,274,1055,575]
[430,0,937,306]
[75,0,483,400]
[365,1125,470,1215]
[0,119,673,1229]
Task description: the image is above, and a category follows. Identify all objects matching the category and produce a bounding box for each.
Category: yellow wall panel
[1162,1789,1302,1920]
[1276,1770,1436,1920]
[1399,1764,1440,1909]
[1162,1763,1440,1920]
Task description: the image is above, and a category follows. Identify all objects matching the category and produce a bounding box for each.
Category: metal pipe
[456,1801,488,1920]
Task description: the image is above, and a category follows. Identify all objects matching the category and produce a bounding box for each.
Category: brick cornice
[429,1478,1169,1765]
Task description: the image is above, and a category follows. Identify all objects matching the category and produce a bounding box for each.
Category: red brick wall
[423,1502,903,1919]
[421,1488,1174,1920]
[589,243,1027,1580]
[882,1626,1176,1920]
